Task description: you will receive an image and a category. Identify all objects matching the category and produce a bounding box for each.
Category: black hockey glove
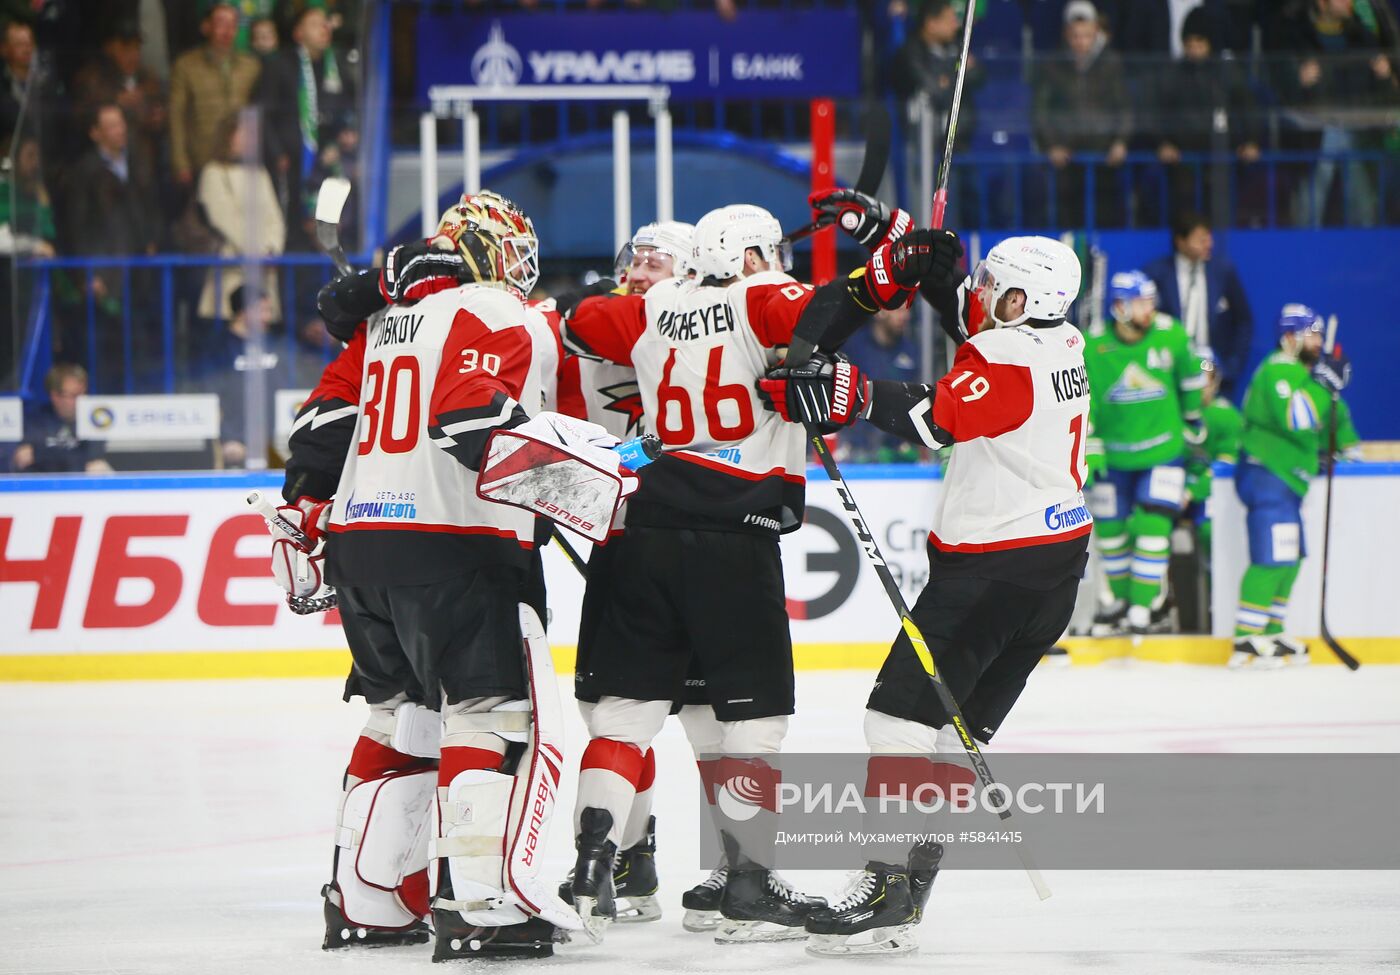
[809,187,914,251]
[758,352,870,433]
[381,238,469,304]
[1310,349,1351,394]
[858,229,964,311]
[553,277,619,318]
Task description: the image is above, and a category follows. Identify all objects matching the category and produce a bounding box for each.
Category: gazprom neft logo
[472,22,522,87]
[1044,500,1092,532]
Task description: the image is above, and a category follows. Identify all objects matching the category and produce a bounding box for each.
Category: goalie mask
[435,190,540,297]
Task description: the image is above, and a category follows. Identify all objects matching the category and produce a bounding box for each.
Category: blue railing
[15,253,365,401]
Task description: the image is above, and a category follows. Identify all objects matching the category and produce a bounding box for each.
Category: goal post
[424,84,674,254]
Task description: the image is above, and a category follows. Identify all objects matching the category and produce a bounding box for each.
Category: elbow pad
[865,380,953,448]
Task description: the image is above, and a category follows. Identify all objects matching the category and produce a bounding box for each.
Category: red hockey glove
[380,238,468,304]
[758,352,870,433]
[809,187,914,252]
[266,497,335,614]
[858,229,964,311]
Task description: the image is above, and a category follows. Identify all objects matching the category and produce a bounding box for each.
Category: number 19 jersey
[566,270,816,533]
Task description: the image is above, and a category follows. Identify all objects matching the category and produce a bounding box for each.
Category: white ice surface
[3,661,1399,974]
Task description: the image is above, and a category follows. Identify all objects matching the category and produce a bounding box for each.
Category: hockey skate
[681,866,728,932]
[570,807,618,944]
[805,862,920,957]
[908,840,945,916]
[1090,599,1128,637]
[558,815,661,923]
[1229,635,1307,670]
[431,910,564,961]
[714,867,825,944]
[320,884,430,951]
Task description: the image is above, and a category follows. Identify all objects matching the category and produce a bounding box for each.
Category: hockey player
[1082,270,1205,636]
[556,220,706,926]
[274,191,583,959]
[759,232,1089,956]
[552,203,959,944]
[1183,348,1243,559]
[1230,304,1357,668]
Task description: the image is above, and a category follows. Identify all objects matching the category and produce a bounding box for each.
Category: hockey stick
[1318,315,1360,670]
[551,528,589,579]
[929,0,977,229]
[315,176,353,278]
[786,105,892,244]
[784,3,1048,901]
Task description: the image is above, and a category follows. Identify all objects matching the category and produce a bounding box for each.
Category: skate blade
[805,925,919,958]
[574,896,612,945]
[615,894,661,923]
[682,909,720,933]
[714,919,808,944]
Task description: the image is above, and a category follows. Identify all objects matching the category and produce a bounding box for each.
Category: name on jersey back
[373,312,425,349]
[656,302,735,342]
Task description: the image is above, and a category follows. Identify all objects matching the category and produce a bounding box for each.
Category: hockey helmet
[970,235,1081,328]
[691,204,792,282]
[613,220,697,282]
[1277,303,1323,340]
[1109,270,1158,306]
[434,190,540,297]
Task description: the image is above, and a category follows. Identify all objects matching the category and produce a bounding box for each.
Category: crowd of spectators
[0,0,359,391]
[890,0,1400,228]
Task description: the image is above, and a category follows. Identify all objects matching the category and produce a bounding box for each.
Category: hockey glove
[1310,349,1351,394]
[266,496,335,614]
[809,187,914,252]
[380,237,468,304]
[758,352,870,433]
[857,229,964,311]
[1085,436,1107,487]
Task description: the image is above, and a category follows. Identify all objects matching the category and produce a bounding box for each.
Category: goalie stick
[786,105,892,244]
[1318,315,1360,671]
[315,176,353,278]
[785,2,1049,902]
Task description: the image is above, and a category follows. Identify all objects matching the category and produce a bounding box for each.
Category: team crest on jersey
[599,379,645,434]
[1107,361,1167,404]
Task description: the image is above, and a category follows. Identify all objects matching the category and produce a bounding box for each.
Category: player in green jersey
[1083,271,1205,635]
[1230,304,1358,668]
[1185,349,1243,557]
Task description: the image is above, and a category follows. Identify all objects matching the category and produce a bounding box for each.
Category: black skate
[320,884,430,950]
[558,815,662,923]
[1229,636,1305,670]
[570,807,618,944]
[681,866,727,932]
[612,815,661,922]
[714,868,824,944]
[805,862,920,957]
[431,910,563,961]
[908,841,945,917]
[1090,600,1128,637]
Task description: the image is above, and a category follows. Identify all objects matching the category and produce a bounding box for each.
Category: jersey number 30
[359,357,421,455]
[656,347,755,446]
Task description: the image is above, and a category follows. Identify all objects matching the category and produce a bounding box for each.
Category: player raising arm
[759,235,1090,956]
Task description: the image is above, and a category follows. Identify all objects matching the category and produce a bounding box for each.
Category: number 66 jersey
[566,271,815,534]
[285,283,541,586]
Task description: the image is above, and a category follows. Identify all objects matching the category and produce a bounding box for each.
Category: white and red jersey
[558,357,646,441]
[566,270,815,532]
[929,322,1092,559]
[524,299,566,414]
[287,283,539,586]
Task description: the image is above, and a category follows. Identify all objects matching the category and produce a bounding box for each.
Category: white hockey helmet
[971,235,1082,328]
[613,220,696,280]
[690,204,792,282]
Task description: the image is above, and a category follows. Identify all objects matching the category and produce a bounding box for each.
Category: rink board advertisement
[1,467,1397,676]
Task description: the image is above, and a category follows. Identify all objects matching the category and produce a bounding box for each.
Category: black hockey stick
[1319,315,1360,670]
[785,105,892,244]
[314,177,353,278]
[550,527,589,579]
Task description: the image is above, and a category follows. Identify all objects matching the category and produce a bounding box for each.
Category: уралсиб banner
[416,11,862,101]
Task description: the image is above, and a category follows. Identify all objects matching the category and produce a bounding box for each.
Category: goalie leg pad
[334,767,436,930]
[363,694,442,760]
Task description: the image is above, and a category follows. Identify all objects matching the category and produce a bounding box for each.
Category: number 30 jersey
[566,270,816,533]
[284,283,540,586]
